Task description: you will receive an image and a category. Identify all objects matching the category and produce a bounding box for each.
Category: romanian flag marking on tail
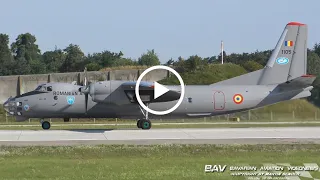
[285,40,293,47]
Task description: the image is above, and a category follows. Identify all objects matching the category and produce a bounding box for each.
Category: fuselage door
[213,91,225,110]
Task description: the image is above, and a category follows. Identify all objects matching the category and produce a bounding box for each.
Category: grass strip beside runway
[0,144,320,180]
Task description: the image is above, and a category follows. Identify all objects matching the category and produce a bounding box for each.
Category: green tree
[86,50,126,68]
[0,34,14,75]
[203,56,218,64]
[173,56,186,72]
[241,60,263,72]
[101,50,124,67]
[11,33,45,74]
[60,44,85,72]
[138,49,160,66]
[42,48,65,73]
[314,43,320,57]
[112,57,137,66]
[165,58,174,66]
[86,62,101,71]
[307,51,320,75]
[185,55,203,72]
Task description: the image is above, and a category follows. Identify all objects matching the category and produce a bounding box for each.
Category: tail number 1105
[281,50,292,54]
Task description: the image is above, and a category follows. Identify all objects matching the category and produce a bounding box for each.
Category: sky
[1,0,320,63]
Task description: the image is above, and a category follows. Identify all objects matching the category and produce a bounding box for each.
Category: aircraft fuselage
[4,83,310,121]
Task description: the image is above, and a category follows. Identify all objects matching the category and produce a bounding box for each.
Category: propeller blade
[79,67,90,94]
[85,93,88,113]
[84,67,88,87]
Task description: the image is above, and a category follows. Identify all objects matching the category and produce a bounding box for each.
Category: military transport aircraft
[3,22,316,130]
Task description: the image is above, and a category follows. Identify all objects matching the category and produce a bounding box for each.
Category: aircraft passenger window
[47,86,52,91]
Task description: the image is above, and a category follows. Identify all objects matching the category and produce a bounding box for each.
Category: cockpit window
[35,85,49,92]
[47,86,52,91]
[35,86,42,91]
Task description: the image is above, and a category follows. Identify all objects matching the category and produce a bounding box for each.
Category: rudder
[258,22,308,85]
[212,22,308,86]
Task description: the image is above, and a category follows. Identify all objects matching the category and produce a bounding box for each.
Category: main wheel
[42,121,51,130]
[137,119,142,128]
[141,119,152,130]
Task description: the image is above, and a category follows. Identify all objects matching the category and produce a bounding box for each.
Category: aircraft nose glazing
[3,97,16,115]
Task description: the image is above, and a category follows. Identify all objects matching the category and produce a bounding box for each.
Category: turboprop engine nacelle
[88,81,112,103]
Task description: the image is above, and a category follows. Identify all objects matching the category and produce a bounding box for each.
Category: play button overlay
[154,82,169,99]
[135,65,185,115]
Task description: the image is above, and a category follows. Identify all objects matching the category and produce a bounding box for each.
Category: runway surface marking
[0,127,320,145]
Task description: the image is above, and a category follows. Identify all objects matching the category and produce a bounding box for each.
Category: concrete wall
[0,69,169,103]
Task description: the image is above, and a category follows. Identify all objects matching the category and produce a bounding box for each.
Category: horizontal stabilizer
[277,75,316,89]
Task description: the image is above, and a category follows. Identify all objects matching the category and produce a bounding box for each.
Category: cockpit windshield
[34,85,52,92]
[35,86,42,91]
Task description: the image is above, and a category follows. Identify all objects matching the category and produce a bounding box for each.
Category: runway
[0,127,320,146]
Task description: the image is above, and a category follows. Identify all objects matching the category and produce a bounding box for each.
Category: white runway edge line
[0,121,320,127]
[0,127,320,142]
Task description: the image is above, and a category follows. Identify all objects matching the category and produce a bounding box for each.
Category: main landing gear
[137,119,152,129]
[137,103,152,130]
[40,119,51,130]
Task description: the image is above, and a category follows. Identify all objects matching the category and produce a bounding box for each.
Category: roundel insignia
[66,96,75,105]
[233,94,243,104]
[276,57,289,65]
[24,104,30,111]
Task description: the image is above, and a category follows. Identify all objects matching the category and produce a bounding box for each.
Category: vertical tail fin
[258,22,308,85]
[212,22,308,86]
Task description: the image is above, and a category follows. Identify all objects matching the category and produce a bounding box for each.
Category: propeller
[79,67,90,113]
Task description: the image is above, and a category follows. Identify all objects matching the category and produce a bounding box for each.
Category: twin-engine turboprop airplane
[3,22,316,130]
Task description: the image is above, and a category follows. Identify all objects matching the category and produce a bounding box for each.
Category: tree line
[1,32,320,105]
[0,33,162,75]
[1,33,320,76]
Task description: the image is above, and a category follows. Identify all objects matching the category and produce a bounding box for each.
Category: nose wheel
[137,103,152,130]
[40,119,51,130]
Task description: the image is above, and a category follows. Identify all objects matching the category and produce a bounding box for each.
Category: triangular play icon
[154,82,169,99]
